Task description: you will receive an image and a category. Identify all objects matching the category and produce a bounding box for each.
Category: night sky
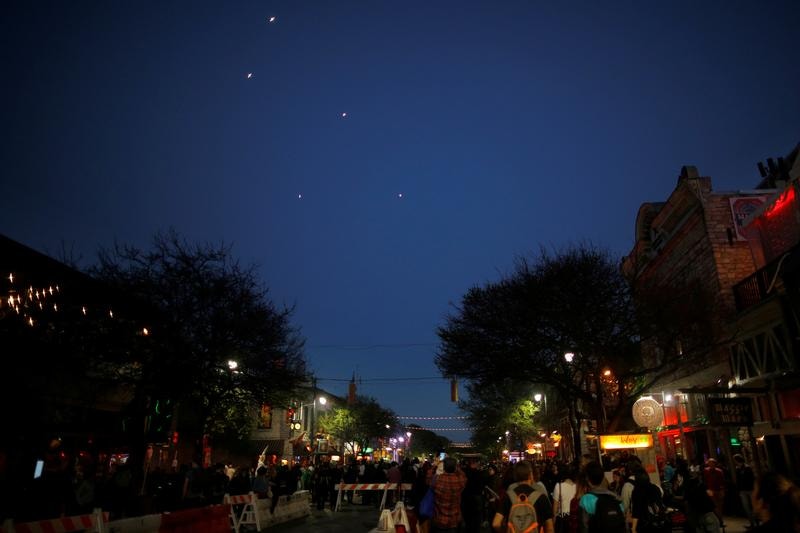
[2,1,799,439]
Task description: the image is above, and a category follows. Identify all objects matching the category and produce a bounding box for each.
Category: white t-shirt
[553,480,577,515]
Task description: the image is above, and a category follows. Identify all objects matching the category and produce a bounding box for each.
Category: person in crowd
[621,460,644,520]
[270,464,289,514]
[288,463,301,495]
[532,463,553,506]
[485,463,504,521]
[329,462,343,510]
[301,463,313,491]
[428,456,467,533]
[543,462,559,497]
[608,469,625,495]
[343,460,358,504]
[401,459,417,507]
[702,458,725,525]
[554,465,577,518]
[751,471,800,533]
[313,461,332,510]
[568,462,589,533]
[182,459,206,508]
[664,460,676,484]
[71,463,96,515]
[685,470,720,533]
[578,461,625,533]
[362,459,378,507]
[251,466,270,499]
[387,461,402,507]
[493,460,554,533]
[228,467,252,495]
[734,454,757,530]
[206,463,230,504]
[461,457,485,533]
[630,470,667,533]
[669,457,692,511]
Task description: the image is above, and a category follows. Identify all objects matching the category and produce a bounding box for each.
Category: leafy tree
[437,244,719,456]
[90,231,308,458]
[318,396,397,457]
[407,425,450,458]
[458,379,542,456]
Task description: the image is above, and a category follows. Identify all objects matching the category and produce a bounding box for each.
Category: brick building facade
[623,165,778,468]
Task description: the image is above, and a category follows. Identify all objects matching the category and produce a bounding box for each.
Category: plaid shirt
[428,468,467,529]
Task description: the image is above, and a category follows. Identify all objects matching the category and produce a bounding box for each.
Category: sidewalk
[721,515,752,533]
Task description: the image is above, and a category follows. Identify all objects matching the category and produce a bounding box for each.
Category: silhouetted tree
[436,244,720,456]
[90,230,308,464]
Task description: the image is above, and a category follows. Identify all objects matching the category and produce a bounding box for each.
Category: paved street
[261,505,384,533]
[257,507,752,533]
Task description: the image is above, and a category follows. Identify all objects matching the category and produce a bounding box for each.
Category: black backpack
[589,493,626,533]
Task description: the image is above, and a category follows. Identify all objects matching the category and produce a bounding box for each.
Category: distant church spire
[348,372,357,405]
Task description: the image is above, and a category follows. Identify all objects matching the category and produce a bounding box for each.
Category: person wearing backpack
[492,460,554,533]
[578,461,626,533]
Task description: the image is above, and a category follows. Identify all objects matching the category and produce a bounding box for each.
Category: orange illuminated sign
[599,434,653,449]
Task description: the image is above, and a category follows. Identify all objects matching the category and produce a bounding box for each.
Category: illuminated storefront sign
[599,434,653,449]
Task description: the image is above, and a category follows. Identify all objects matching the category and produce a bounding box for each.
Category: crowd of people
[4,449,800,533]
[355,453,800,533]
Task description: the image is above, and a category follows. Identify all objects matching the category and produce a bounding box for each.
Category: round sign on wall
[632,397,664,429]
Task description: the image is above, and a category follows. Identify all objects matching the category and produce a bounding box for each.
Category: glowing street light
[564,352,575,363]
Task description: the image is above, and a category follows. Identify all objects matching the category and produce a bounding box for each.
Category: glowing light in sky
[246,72,253,79]
[398,193,403,198]
[298,194,303,199]
[341,112,347,118]
[268,16,276,23]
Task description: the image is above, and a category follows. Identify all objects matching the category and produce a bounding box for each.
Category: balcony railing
[733,245,800,312]
[733,267,774,312]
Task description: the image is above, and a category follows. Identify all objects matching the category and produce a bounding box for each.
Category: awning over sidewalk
[252,439,285,456]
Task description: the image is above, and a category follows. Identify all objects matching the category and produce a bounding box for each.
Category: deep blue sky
[2,1,799,439]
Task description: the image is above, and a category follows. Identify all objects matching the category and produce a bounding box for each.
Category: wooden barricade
[224,492,260,533]
[334,483,413,512]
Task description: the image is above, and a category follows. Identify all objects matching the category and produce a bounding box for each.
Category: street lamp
[312,395,328,457]
[564,352,575,363]
[534,393,548,416]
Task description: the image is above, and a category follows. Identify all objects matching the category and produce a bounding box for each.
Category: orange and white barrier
[223,490,311,532]
[224,492,260,533]
[1,508,108,533]
[0,493,312,533]
[335,483,413,512]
